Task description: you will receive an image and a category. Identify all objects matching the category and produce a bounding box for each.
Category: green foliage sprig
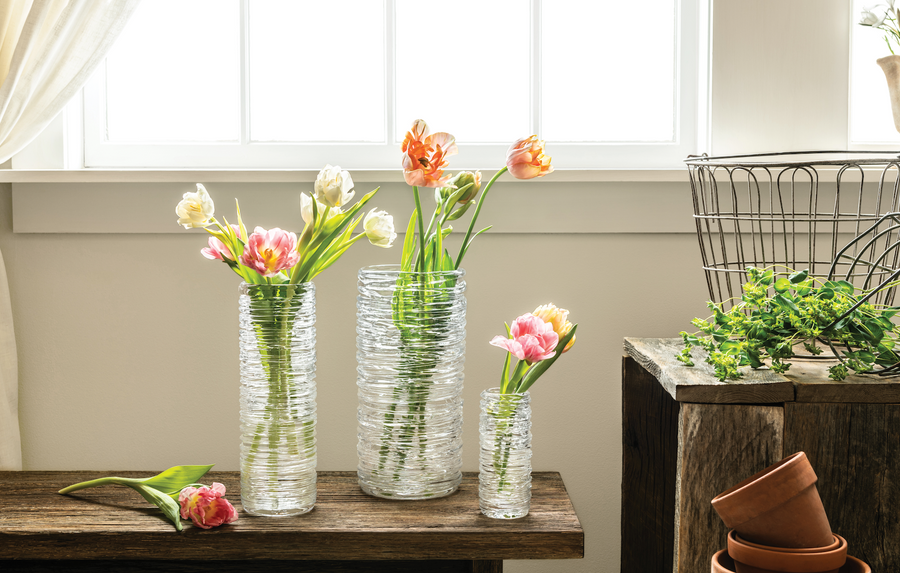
[677,266,900,381]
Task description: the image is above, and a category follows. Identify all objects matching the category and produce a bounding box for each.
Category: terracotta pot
[727,530,847,573]
[712,550,870,573]
[735,533,841,554]
[877,55,900,133]
[711,452,832,548]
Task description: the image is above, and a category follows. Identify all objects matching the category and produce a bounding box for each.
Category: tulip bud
[447,171,482,205]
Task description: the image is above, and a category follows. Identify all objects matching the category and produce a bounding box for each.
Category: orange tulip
[401,119,458,187]
[506,135,553,180]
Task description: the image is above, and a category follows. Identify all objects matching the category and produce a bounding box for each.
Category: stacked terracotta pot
[709,452,870,573]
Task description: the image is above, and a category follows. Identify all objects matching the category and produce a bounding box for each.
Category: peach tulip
[240,226,301,277]
[401,119,458,187]
[490,313,559,364]
[506,136,553,179]
[533,303,576,352]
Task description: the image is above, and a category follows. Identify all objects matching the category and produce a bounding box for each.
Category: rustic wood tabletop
[0,470,583,572]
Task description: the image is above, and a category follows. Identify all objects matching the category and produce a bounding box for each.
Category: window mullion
[240,0,250,145]
[385,0,395,146]
[531,0,541,137]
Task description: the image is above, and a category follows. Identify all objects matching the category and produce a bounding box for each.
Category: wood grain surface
[0,471,583,562]
[785,403,900,572]
[624,338,794,403]
[784,359,900,403]
[620,356,678,573]
[675,403,784,573]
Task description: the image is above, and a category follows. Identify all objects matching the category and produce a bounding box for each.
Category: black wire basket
[686,151,900,309]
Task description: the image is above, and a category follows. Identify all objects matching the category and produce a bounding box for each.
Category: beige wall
[0,1,865,571]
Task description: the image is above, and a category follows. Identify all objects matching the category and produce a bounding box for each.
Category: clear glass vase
[239,282,316,516]
[356,264,466,499]
[479,388,532,519]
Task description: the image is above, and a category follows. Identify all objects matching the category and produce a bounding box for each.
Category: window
[82,0,706,169]
[850,0,900,146]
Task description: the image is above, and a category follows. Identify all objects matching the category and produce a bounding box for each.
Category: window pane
[249,0,385,142]
[105,0,240,142]
[850,0,900,143]
[542,0,676,142]
[395,0,530,143]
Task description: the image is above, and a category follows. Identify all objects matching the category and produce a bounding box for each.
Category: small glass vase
[356,264,466,499]
[238,282,316,516]
[479,388,532,519]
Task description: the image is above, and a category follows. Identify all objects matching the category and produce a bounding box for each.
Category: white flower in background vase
[859,7,885,27]
[314,164,355,209]
[175,183,215,229]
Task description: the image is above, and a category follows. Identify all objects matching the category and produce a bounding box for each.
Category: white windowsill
[0,168,690,184]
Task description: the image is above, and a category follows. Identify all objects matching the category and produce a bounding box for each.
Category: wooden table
[621,337,895,573]
[0,471,582,572]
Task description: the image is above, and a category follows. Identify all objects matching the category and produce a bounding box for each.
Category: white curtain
[0,0,140,470]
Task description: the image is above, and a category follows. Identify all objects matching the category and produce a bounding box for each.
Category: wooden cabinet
[622,338,900,573]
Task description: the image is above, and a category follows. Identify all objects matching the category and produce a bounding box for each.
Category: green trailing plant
[677,266,900,381]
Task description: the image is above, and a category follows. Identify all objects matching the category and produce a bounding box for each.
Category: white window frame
[78,0,707,170]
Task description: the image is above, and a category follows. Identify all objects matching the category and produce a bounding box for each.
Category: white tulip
[301,193,342,225]
[314,164,355,208]
[176,183,215,229]
[363,208,397,248]
[860,6,886,26]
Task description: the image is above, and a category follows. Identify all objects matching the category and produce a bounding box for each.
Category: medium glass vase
[479,388,532,519]
[356,264,466,499]
[239,282,316,516]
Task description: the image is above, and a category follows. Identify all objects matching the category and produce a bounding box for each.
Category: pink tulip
[201,236,231,261]
[490,313,559,364]
[240,226,301,277]
[506,136,554,180]
[401,119,459,187]
[178,482,239,529]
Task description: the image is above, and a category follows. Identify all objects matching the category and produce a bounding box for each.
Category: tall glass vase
[356,265,466,499]
[479,388,532,519]
[239,282,316,516]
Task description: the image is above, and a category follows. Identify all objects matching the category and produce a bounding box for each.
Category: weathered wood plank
[620,356,678,573]
[0,560,492,572]
[785,403,900,572]
[783,360,900,403]
[675,403,784,573]
[624,338,794,404]
[0,472,583,561]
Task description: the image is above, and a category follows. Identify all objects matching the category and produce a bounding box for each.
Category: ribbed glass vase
[479,388,532,519]
[238,282,316,516]
[356,265,466,499]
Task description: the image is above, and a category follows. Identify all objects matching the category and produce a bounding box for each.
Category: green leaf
[400,212,417,272]
[131,483,183,532]
[774,278,791,292]
[773,294,800,313]
[139,465,214,495]
[788,270,809,283]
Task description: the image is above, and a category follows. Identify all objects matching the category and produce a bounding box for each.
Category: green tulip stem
[412,186,427,272]
[455,167,507,270]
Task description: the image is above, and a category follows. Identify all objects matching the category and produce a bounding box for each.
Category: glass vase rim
[358,263,466,278]
[239,281,315,291]
[482,387,530,398]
